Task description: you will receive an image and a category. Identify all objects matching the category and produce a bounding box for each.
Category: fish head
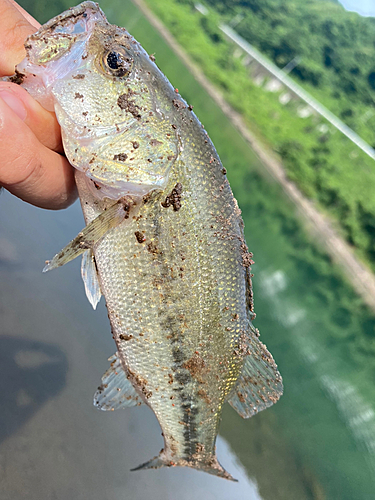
[17,1,179,199]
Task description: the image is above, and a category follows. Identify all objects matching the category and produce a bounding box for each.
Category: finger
[8,0,40,29]
[0,97,77,210]
[0,82,63,153]
[0,0,38,76]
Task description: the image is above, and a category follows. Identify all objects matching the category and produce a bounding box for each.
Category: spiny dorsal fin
[94,353,144,410]
[227,324,283,418]
[81,250,102,309]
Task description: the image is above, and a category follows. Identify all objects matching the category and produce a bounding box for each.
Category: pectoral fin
[227,325,283,418]
[43,200,129,272]
[81,250,102,309]
[94,353,143,410]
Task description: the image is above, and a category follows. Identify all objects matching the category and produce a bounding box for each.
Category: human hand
[0,0,77,209]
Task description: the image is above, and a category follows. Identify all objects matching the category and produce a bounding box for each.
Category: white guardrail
[220,23,375,161]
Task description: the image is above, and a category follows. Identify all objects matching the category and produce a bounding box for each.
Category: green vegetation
[144,0,375,270]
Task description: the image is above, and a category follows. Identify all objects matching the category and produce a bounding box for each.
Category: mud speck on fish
[117,90,141,119]
[172,98,186,110]
[135,231,146,243]
[9,70,25,84]
[113,153,128,162]
[183,352,205,379]
[161,183,183,211]
[119,333,133,341]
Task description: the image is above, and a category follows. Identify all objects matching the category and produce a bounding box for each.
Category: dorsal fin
[227,324,283,418]
[94,353,144,410]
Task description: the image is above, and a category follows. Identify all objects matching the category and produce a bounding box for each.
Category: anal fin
[43,200,130,272]
[94,353,143,410]
[81,250,102,309]
[227,324,283,418]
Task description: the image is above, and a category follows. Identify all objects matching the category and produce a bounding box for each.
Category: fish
[13,1,283,480]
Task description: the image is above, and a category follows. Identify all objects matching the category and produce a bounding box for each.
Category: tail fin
[131,449,237,481]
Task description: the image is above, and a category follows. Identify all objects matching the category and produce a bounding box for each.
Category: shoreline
[131,0,375,311]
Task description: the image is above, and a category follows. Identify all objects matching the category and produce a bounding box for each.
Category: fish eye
[101,46,133,78]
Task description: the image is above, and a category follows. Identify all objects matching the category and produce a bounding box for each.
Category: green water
[8,0,375,498]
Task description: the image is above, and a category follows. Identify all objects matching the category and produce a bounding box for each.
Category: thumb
[0,81,64,153]
[0,89,76,210]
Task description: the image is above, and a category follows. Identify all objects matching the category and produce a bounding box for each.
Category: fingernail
[0,91,27,121]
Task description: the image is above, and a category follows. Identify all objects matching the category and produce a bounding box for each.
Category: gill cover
[17,1,178,199]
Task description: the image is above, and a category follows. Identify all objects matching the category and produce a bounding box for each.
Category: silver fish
[15,2,282,480]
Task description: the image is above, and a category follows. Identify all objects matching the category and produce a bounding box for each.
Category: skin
[0,0,77,209]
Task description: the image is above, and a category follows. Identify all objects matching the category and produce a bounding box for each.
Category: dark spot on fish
[82,111,88,117]
[149,54,155,62]
[132,141,139,149]
[117,90,141,119]
[150,139,163,147]
[222,167,227,175]
[188,104,194,111]
[175,372,190,384]
[75,92,83,99]
[172,347,184,364]
[119,334,133,341]
[113,153,128,162]
[161,183,183,212]
[93,182,101,190]
[171,124,177,129]
[72,74,85,79]
[135,231,146,244]
[147,242,158,255]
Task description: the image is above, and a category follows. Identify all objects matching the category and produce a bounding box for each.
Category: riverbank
[132,0,375,311]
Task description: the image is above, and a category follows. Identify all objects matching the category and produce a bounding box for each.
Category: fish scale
[12,1,283,480]
[78,129,253,471]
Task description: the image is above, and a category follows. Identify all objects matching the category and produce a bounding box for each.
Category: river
[1,1,375,499]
